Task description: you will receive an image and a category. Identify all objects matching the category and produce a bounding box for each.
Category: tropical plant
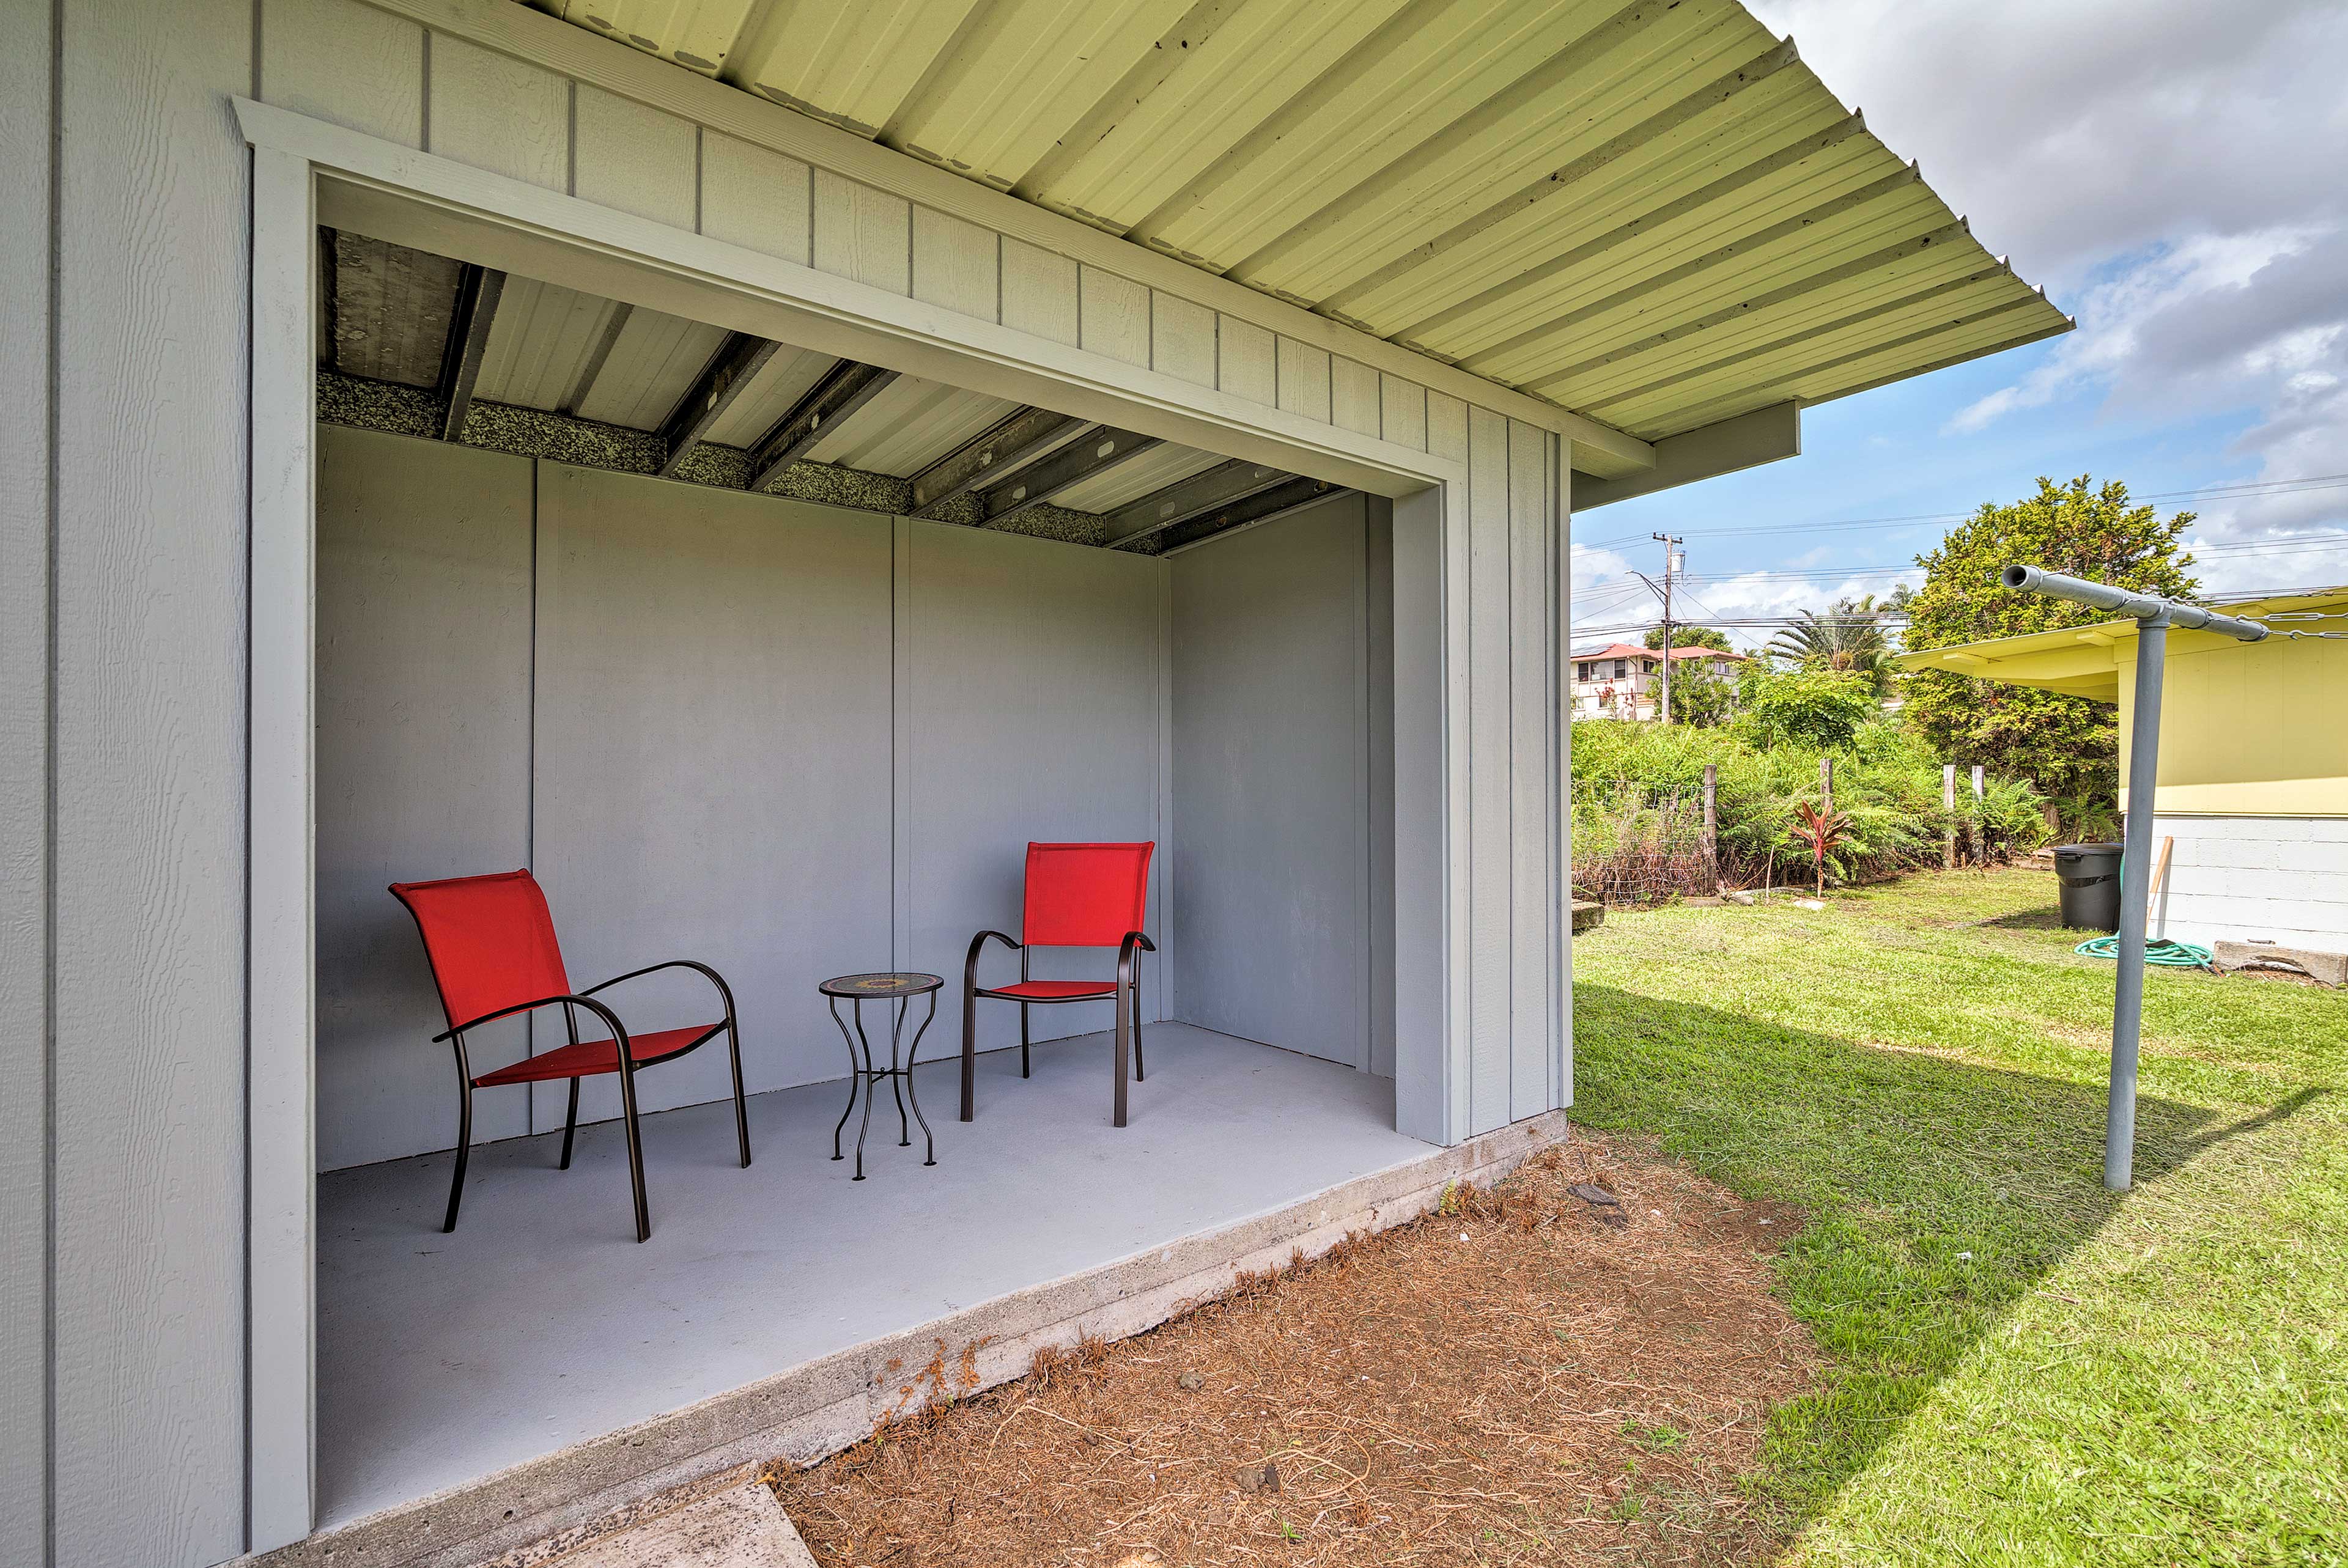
[1768,595,1896,693]
[1790,800,1853,896]
[1568,716,2050,898]
[1667,658,1737,728]
[1733,663,1876,750]
[1902,474,2198,805]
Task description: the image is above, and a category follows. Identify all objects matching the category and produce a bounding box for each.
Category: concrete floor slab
[318,1025,1429,1529]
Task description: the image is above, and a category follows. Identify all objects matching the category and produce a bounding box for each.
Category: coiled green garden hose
[2073,935,2213,967]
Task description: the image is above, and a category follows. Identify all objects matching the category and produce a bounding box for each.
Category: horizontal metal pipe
[2000,564,2267,642]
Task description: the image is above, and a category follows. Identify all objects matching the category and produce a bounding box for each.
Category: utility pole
[2001,565,2267,1191]
[1652,532,1683,722]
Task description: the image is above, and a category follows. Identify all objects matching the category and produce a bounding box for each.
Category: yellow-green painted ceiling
[528,0,2071,442]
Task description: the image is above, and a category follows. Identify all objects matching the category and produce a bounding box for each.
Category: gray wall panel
[314,428,535,1170]
[50,1,251,1561]
[904,523,1168,1067]
[1170,497,1372,1069]
[0,0,51,1559]
[533,467,895,1127]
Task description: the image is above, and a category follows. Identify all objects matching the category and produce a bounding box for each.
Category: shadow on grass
[1568,982,2316,1520]
[1974,904,2070,930]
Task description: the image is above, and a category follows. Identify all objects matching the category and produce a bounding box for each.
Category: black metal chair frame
[959,929,1156,1127]
[434,960,748,1243]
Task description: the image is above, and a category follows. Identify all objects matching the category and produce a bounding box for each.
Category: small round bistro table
[819,972,943,1179]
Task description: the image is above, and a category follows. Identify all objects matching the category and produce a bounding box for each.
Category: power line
[1576,471,2348,553]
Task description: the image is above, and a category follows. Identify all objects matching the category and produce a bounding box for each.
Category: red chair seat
[472,1024,720,1088]
[981,979,1119,1001]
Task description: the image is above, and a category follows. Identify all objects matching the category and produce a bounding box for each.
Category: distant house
[1570,642,1747,720]
[1899,587,2348,951]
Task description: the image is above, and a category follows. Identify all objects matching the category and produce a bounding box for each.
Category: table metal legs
[827,990,938,1179]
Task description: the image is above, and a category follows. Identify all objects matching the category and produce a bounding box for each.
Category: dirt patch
[763,1132,1816,1566]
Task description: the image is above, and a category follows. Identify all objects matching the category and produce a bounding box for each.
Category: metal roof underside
[526,0,2071,445]
[320,230,1307,553]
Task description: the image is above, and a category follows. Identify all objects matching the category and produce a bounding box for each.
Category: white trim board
[239,99,1480,1553]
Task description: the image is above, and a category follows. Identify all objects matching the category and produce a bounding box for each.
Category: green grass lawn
[1570,868,2348,1566]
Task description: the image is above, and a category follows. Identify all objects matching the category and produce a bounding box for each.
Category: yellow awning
[1895,589,2348,704]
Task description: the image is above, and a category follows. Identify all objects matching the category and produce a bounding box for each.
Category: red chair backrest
[1022,842,1154,948]
[389,869,572,1032]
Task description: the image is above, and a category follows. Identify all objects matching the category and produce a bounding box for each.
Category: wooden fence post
[1702,764,1718,890]
[1971,764,1987,864]
[1943,764,1957,869]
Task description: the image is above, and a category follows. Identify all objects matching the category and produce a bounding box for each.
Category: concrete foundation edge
[243,1110,1568,1568]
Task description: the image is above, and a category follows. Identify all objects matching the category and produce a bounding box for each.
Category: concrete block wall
[2153,814,2348,952]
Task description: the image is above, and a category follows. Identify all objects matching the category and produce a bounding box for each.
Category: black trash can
[2054,844,2122,931]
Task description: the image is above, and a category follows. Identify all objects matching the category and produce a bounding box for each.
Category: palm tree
[1768,595,1894,693]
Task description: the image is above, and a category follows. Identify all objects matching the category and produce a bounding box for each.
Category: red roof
[1571,642,1746,663]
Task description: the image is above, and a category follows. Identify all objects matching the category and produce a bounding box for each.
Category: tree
[1733,664,1876,750]
[1667,658,1737,727]
[1644,624,1732,652]
[1767,595,1896,694]
[1903,475,2198,804]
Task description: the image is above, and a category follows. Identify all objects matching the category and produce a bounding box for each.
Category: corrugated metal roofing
[573,307,732,429]
[530,0,2070,443]
[802,376,1022,475]
[1050,442,1226,514]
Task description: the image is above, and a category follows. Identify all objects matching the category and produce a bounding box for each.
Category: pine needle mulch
[762,1132,1817,1567]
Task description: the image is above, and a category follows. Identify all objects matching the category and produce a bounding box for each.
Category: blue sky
[1572,0,2348,647]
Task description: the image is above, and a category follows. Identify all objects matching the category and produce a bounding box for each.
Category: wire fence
[1568,783,1713,907]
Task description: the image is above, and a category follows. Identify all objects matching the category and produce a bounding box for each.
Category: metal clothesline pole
[1999,565,2268,1190]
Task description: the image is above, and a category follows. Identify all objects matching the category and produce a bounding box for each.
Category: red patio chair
[959,842,1156,1128]
[389,869,749,1242]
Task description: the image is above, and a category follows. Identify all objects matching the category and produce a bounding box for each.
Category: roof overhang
[1896,588,2348,701]
[448,0,2071,495]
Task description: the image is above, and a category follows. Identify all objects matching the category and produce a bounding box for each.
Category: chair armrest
[965,929,1022,992]
[580,958,739,1022]
[1117,930,1155,986]
[437,993,631,1061]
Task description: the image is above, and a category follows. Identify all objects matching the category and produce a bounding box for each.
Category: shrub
[1570,718,2048,899]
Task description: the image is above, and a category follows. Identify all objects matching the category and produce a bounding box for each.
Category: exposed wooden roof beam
[976,427,1162,525]
[907,406,1086,519]
[747,359,898,491]
[657,331,781,477]
[1102,459,1289,547]
[1157,477,1345,554]
[435,262,504,441]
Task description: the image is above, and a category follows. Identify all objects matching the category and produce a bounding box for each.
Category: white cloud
[1747,0,2348,597]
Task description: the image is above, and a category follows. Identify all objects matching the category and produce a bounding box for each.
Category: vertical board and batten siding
[0,0,1576,1556]
[43,1,254,1564]
[427,33,568,190]
[0,2,51,1566]
[573,86,699,229]
[700,133,812,264]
